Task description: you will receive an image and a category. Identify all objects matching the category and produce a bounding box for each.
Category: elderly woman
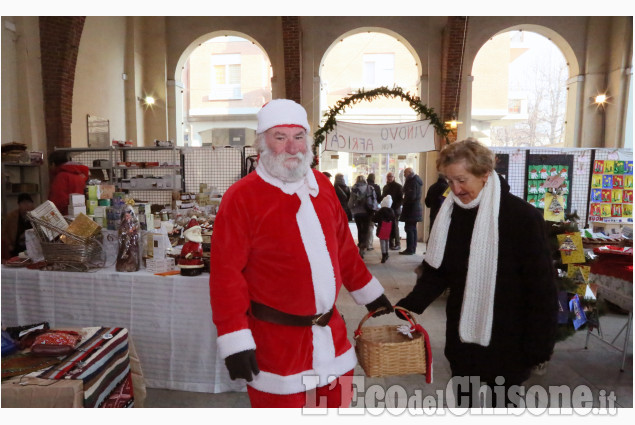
[396,139,557,407]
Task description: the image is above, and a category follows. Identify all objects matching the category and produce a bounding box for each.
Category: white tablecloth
[1,266,245,394]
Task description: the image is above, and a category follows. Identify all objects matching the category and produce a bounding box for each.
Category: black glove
[225,349,260,382]
[394,300,411,321]
[365,294,394,317]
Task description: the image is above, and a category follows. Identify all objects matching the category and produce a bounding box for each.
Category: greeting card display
[557,232,585,264]
[525,154,573,215]
[589,159,633,223]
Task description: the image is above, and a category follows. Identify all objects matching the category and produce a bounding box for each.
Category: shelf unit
[54,147,115,184]
[1,161,43,217]
[112,146,183,205]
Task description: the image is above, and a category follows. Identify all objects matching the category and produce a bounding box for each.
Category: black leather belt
[250,301,334,327]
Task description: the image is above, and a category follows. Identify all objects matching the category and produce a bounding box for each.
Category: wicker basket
[354,306,432,382]
[27,212,105,272]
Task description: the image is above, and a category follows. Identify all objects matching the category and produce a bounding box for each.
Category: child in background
[374,195,396,263]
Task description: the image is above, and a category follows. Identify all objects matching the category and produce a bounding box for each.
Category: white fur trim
[217,329,257,359]
[296,187,336,312]
[248,347,357,395]
[312,325,336,371]
[348,276,385,305]
[425,172,501,347]
[255,163,319,197]
[257,99,311,134]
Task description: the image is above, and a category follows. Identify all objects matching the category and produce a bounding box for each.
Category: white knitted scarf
[425,171,500,346]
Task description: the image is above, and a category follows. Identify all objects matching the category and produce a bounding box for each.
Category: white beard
[259,144,314,183]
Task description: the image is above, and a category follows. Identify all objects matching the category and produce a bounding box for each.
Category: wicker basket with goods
[27,212,106,272]
[354,306,432,383]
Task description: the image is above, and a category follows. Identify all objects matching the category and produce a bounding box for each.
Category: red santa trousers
[246,370,354,408]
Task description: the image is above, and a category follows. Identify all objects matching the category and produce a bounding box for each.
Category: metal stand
[585,309,633,372]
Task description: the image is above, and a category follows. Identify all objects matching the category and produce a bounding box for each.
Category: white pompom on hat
[256,99,310,134]
[381,194,393,209]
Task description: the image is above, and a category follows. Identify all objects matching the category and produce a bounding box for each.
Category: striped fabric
[37,327,133,408]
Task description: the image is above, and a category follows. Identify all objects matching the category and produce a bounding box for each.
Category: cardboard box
[61,213,101,244]
[86,185,99,200]
[86,199,98,215]
[30,201,68,240]
[99,184,116,199]
[69,193,86,207]
[68,205,87,217]
[145,257,176,274]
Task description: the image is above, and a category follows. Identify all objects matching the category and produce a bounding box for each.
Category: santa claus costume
[209,100,389,408]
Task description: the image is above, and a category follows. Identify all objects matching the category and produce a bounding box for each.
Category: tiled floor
[145,225,633,409]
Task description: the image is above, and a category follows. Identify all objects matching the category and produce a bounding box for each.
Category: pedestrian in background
[334,173,352,222]
[381,172,403,251]
[399,167,423,255]
[366,173,381,251]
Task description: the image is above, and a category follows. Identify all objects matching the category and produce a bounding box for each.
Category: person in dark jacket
[399,167,423,255]
[365,173,382,250]
[381,172,403,250]
[47,150,90,215]
[396,139,557,408]
[424,174,449,233]
[348,175,374,258]
[334,173,352,222]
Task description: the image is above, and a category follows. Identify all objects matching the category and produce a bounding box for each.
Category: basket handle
[354,306,417,339]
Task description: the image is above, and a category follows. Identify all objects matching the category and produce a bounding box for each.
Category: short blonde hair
[437,138,494,177]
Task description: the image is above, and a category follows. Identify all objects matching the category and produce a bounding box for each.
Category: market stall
[1,266,244,394]
[2,326,146,408]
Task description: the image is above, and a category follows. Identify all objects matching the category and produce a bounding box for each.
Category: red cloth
[377,221,392,240]
[48,163,90,215]
[247,370,354,408]
[590,249,633,282]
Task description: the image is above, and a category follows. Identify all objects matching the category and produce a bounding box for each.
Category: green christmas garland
[311,86,451,167]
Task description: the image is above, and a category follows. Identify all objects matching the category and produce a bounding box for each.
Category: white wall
[71,16,127,146]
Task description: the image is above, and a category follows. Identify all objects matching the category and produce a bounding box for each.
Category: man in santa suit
[210,99,393,408]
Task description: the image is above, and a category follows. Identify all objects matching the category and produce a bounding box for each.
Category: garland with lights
[311,86,451,167]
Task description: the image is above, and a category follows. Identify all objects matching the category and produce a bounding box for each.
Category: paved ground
[145,224,633,410]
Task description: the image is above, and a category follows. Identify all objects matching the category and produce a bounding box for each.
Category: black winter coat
[397,175,557,383]
[399,174,423,222]
[424,176,449,230]
[334,182,352,221]
[381,181,403,211]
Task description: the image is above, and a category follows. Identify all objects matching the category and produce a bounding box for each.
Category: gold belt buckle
[312,310,331,327]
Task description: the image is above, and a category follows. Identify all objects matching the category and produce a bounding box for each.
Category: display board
[489,147,632,227]
[588,157,633,223]
[525,153,574,213]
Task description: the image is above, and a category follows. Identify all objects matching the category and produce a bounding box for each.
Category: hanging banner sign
[324,120,436,154]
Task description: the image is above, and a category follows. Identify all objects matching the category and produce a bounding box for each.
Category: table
[1,266,245,393]
[585,248,633,371]
[2,327,146,408]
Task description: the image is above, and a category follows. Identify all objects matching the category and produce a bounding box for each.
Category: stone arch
[465,24,580,146]
[170,30,273,146]
[318,27,423,79]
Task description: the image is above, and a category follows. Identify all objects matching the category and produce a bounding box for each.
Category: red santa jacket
[48,163,90,215]
[210,166,384,395]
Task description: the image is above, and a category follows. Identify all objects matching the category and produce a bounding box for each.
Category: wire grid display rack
[489,147,624,227]
[182,146,243,195]
[112,147,181,206]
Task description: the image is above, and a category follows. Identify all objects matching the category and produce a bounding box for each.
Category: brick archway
[39,16,85,151]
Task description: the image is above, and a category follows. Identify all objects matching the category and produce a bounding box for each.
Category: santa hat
[183,225,203,243]
[380,194,393,209]
[256,99,310,134]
